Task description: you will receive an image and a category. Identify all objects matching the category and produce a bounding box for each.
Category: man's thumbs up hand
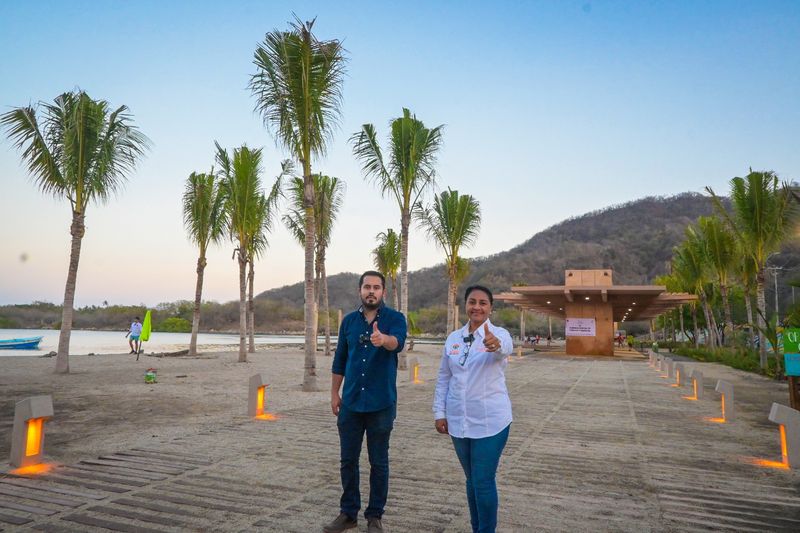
[370,321,385,347]
[483,322,500,352]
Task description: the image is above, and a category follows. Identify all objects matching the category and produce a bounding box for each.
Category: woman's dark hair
[464,285,493,305]
[359,270,386,288]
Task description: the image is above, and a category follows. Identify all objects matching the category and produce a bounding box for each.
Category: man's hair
[135,317,141,321]
[359,270,385,288]
[464,285,494,305]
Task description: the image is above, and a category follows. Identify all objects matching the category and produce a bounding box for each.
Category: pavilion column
[520,311,525,340]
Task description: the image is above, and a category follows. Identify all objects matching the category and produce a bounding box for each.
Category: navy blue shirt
[332,302,407,413]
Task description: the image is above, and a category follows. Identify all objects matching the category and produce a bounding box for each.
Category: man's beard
[361,295,381,310]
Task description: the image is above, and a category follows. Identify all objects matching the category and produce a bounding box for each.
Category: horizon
[2,1,799,307]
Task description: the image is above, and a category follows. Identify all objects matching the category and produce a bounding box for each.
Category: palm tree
[245,166,285,353]
[707,171,798,368]
[372,229,401,309]
[215,142,263,363]
[416,189,482,332]
[695,216,736,345]
[1,90,149,373]
[250,16,346,391]
[672,235,713,348]
[283,173,345,357]
[351,108,444,368]
[182,170,226,356]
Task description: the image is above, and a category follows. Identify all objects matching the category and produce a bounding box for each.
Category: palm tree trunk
[446,266,455,334]
[700,294,715,348]
[314,246,321,354]
[756,269,768,368]
[691,303,699,348]
[679,305,685,342]
[398,209,411,370]
[248,258,255,353]
[237,252,247,362]
[392,274,399,309]
[302,165,317,391]
[189,254,206,357]
[55,211,85,374]
[745,287,755,348]
[720,283,733,346]
[321,250,331,357]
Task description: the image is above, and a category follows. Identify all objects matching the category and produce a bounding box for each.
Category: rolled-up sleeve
[332,319,348,375]
[389,312,407,352]
[432,344,451,420]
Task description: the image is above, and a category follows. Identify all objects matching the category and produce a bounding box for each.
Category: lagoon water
[0,328,313,357]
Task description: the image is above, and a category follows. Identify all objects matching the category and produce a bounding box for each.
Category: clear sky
[1,1,798,307]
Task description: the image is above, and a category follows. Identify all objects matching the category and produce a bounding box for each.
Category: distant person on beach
[433,285,513,533]
[325,271,407,533]
[126,317,142,354]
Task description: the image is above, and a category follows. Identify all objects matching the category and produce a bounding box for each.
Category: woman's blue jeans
[337,402,396,519]
[451,424,510,533]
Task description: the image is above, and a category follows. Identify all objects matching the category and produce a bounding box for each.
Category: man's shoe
[322,513,357,533]
[367,517,384,532]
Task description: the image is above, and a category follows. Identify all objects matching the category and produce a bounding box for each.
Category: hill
[258,192,739,310]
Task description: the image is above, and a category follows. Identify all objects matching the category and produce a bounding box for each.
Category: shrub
[156,317,192,333]
[672,345,777,377]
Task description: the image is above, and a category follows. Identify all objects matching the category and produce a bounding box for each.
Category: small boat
[0,336,44,350]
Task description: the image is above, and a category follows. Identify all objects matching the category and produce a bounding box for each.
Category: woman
[433,285,513,533]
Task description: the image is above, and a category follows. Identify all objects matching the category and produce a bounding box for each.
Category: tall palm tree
[351,108,444,368]
[283,174,345,357]
[1,90,149,373]
[672,235,713,348]
[695,216,736,345]
[215,142,263,363]
[416,189,482,332]
[245,166,285,353]
[707,171,797,367]
[372,229,401,309]
[182,170,226,357]
[250,16,346,391]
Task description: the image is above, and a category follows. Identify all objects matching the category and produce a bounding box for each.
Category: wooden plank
[136,492,259,515]
[129,447,213,462]
[62,513,165,533]
[172,478,260,497]
[114,450,211,466]
[80,459,182,476]
[31,523,86,532]
[0,484,83,507]
[87,505,189,527]
[111,498,198,518]
[0,511,32,525]
[166,485,254,504]
[34,473,131,493]
[1,477,106,500]
[0,499,58,516]
[57,467,149,487]
[99,455,197,471]
[70,463,166,481]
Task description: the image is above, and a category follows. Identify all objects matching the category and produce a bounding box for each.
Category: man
[126,317,142,354]
[324,271,407,533]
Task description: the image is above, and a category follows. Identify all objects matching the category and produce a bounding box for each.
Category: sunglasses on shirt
[459,333,475,366]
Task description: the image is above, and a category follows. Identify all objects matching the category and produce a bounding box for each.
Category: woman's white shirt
[432,319,513,439]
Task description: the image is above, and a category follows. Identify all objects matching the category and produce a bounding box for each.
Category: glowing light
[683,380,699,400]
[682,395,698,401]
[256,387,265,414]
[584,296,590,300]
[255,413,280,421]
[703,417,726,424]
[413,365,423,384]
[744,457,790,470]
[546,301,551,304]
[26,418,43,456]
[11,463,54,476]
[780,425,789,465]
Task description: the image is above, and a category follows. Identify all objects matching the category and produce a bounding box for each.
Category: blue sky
[1,1,798,306]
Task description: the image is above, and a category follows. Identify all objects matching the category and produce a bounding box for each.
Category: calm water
[0,329,317,357]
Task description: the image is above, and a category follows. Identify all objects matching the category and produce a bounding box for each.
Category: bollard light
[10,395,54,470]
[672,363,685,388]
[705,380,734,423]
[248,374,278,421]
[746,403,800,470]
[661,358,673,379]
[683,370,703,401]
[408,357,423,384]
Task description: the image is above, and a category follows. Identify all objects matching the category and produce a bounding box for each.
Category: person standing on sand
[324,271,407,533]
[126,317,142,354]
[434,285,513,533]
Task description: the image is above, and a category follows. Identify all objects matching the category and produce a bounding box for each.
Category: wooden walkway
[3,355,800,532]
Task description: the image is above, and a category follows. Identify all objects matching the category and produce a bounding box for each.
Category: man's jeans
[451,424,510,533]
[337,402,396,519]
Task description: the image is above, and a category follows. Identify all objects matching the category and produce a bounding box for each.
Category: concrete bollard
[248,374,268,417]
[674,363,686,387]
[690,369,704,400]
[768,403,800,468]
[661,357,674,379]
[408,357,421,383]
[715,380,735,422]
[648,352,655,367]
[10,395,54,469]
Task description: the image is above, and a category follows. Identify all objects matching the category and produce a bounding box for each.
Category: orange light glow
[721,395,726,420]
[670,383,680,387]
[744,457,790,470]
[681,395,697,401]
[703,417,726,424]
[780,425,789,465]
[26,418,43,456]
[255,413,279,421]
[413,365,423,384]
[10,463,54,476]
[256,386,265,415]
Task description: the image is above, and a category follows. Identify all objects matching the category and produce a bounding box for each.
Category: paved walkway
[3,354,800,532]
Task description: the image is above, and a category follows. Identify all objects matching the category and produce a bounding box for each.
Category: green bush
[0,316,18,328]
[156,317,191,333]
[672,345,778,377]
